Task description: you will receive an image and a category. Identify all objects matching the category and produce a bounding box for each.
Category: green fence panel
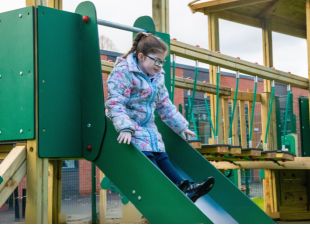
[38,2,105,158]
[0,7,35,141]
[299,97,310,157]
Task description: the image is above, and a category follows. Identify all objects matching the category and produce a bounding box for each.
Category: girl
[105,32,214,202]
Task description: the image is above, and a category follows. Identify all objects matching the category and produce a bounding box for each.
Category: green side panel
[0,7,35,141]
[75,2,105,161]
[38,6,82,158]
[275,97,282,149]
[95,120,212,224]
[299,97,310,157]
[283,134,296,155]
[157,120,275,224]
[133,16,155,34]
[38,3,105,159]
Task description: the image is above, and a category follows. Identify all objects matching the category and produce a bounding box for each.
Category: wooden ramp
[0,145,26,207]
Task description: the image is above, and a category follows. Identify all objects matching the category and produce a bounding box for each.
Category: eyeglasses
[146,55,166,67]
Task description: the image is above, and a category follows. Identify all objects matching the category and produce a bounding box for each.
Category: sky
[0,0,308,78]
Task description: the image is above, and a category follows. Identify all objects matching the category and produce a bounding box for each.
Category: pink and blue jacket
[105,53,189,152]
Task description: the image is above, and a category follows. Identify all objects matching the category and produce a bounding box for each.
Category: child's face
[137,51,167,76]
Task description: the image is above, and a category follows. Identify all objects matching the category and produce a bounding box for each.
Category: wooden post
[262,19,277,150]
[231,98,240,146]
[261,18,280,219]
[262,19,273,92]
[24,1,62,223]
[25,141,48,223]
[47,0,62,9]
[26,0,62,8]
[306,0,310,122]
[263,170,279,219]
[48,160,63,223]
[208,13,223,143]
[152,0,169,33]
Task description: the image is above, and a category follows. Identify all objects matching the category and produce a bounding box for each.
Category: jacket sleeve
[155,75,188,134]
[105,66,135,133]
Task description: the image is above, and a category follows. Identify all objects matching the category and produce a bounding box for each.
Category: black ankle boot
[178,177,215,202]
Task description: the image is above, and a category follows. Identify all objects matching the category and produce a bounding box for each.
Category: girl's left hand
[182,129,196,140]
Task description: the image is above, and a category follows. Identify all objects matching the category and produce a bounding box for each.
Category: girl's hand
[184,129,196,138]
[181,129,196,140]
[117,131,132,144]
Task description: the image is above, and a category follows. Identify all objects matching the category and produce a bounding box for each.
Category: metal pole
[248,76,258,148]
[171,54,176,103]
[97,19,147,33]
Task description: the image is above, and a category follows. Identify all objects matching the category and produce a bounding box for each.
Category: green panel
[75,2,105,161]
[133,16,155,34]
[299,97,310,157]
[275,97,282,149]
[38,3,105,159]
[96,120,212,224]
[38,6,82,157]
[157,120,275,223]
[0,7,34,141]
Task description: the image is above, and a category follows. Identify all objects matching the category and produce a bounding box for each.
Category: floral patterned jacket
[105,53,188,152]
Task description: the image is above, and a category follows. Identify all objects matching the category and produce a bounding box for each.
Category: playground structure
[0,0,310,223]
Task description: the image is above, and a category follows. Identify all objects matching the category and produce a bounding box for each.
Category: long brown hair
[123,32,168,58]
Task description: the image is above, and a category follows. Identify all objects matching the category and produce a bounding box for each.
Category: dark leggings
[142,151,184,185]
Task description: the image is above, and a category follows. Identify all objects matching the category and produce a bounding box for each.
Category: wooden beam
[0,146,26,191]
[202,9,306,39]
[230,90,262,102]
[210,157,310,169]
[174,77,231,95]
[101,60,232,95]
[0,144,15,153]
[256,0,280,19]
[170,40,309,89]
[0,161,26,207]
[152,0,169,33]
[102,41,309,89]
[189,0,273,13]
[238,101,247,148]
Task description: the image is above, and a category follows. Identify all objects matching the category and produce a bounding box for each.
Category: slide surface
[94,119,275,224]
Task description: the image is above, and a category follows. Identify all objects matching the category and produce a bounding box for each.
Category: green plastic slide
[94,119,275,224]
